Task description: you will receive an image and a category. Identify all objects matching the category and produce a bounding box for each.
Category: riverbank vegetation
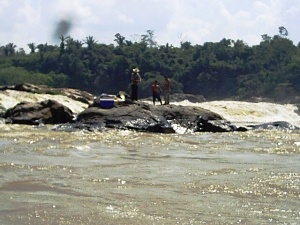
[1,28,299,101]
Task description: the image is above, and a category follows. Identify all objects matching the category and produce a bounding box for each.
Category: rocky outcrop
[75,102,244,133]
[3,99,74,125]
[2,83,297,133]
[0,83,247,133]
[0,88,243,132]
[0,83,95,105]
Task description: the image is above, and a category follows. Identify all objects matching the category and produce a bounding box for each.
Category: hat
[133,67,140,73]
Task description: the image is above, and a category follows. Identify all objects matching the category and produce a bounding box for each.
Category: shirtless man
[151,80,163,105]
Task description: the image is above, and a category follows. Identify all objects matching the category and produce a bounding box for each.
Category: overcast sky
[0,0,299,52]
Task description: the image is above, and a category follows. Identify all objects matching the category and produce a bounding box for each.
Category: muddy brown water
[0,124,299,224]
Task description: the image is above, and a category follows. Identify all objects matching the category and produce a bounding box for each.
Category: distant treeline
[0,29,300,101]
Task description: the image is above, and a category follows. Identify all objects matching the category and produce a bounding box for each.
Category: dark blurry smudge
[53,18,72,40]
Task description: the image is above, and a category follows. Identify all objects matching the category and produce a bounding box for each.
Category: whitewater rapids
[1,89,300,127]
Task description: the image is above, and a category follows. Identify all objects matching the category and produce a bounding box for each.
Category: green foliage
[0,66,53,85]
[48,71,69,87]
[0,31,299,101]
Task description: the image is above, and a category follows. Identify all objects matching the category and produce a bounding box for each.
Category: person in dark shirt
[131,67,142,101]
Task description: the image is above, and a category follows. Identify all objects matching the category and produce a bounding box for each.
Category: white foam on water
[173,100,300,127]
[0,90,89,114]
[1,91,300,127]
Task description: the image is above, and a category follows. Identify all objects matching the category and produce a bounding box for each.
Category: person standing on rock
[131,67,142,101]
[151,80,163,105]
[163,75,171,105]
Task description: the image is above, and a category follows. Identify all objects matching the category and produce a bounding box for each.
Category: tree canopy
[0,28,299,101]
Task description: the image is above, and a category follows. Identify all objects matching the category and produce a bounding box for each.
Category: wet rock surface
[75,102,242,133]
[1,83,298,133]
[0,83,95,105]
[2,99,74,125]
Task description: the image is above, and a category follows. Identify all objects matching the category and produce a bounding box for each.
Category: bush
[0,66,53,86]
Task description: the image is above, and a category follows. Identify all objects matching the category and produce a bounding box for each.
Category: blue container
[99,99,115,108]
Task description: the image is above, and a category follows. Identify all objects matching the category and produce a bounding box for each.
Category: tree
[181,41,192,50]
[83,36,97,50]
[65,38,83,53]
[17,48,26,55]
[59,35,70,55]
[261,34,272,42]
[28,43,37,54]
[114,33,125,47]
[141,30,157,48]
[37,43,46,53]
[2,30,300,100]
[4,43,17,56]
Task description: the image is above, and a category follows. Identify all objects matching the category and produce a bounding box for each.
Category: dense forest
[1,27,300,101]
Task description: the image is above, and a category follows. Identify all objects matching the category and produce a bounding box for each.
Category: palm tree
[114,33,125,46]
[66,38,83,49]
[37,43,46,53]
[4,43,17,56]
[59,35,70,55]
[83,36,97,50]
[27,43,37,54]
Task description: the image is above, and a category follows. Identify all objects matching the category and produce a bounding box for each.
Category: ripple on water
[0,125,299,224]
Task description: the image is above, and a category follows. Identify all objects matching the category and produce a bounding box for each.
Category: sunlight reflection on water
[0,125,299,224]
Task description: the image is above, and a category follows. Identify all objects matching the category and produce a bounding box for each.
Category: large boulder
[76,102,173,133]
[3,99,74,125]
[75,102,243,133]
[0,83,95,105]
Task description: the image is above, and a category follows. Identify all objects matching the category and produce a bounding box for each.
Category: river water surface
[0,100,299,224]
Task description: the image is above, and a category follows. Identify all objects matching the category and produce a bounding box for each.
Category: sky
[0,0,299,52]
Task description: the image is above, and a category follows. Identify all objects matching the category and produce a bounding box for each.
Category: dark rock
[170,93,207,103]
[235,126,248,132]
[0,84,249,133]
[14,83,42,92]
[76,102,240,133]
[0,85,14,91]
[248,121,300,130]
[3,99,74,125]
[0,83,95,105]
[196,117,237,132]
[76,102,173,133]
[60,88,95,105]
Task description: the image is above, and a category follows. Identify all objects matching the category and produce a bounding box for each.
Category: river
[0,99,299,224]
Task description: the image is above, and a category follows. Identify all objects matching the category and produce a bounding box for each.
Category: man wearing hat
[131,67,142,101]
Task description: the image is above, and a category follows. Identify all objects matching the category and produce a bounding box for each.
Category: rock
[75,102,241,133]
[248,121,300,130]
[3,99,74,125]
[14,83,42,92]
[0,83,248,133]
[170,93,207,103]
[76,102,173,133]
[141,93,206,103]
[59,88,95,105]
[0,83,95,105]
